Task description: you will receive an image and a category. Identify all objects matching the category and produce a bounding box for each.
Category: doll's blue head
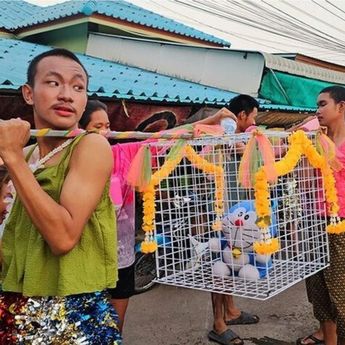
[222,199,278,252]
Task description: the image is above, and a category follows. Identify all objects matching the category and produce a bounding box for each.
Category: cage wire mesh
[148,131,329,300]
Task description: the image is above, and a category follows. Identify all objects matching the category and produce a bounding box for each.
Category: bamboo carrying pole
[30,129,194,140]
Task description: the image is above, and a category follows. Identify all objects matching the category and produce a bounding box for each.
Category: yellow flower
[141,240,158,253]
[144,204,155,213]
[212,220,223,231]
[143,224,154,232]
[256,219,268,228]
[253,129,343,240]
[253,238,280,255]
[327,220,345,234]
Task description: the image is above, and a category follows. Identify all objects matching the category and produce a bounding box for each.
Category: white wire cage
[148,132,329,300]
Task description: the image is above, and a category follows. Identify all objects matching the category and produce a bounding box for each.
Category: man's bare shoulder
[75,133,111,152]
[70,133,113,171]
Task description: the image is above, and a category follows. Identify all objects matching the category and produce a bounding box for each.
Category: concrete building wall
[86,33,265,96]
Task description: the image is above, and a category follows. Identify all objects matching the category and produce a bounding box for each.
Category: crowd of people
[0,47,344,345]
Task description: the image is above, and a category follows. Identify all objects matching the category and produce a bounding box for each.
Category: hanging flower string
[253,130,345,255]
[141,148,183,254]
[237,130,278,255]
[253,168,280,255]
[184,146,224,231]
[140,144,224,253]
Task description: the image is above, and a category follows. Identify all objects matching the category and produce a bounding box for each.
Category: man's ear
[22,84,34,105]
[237,110,246,120]
[339,100,345,114]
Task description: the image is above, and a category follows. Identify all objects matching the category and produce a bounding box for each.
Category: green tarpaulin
[259,69,344,108]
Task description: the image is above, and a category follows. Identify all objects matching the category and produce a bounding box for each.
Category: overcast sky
[26,0,345,66]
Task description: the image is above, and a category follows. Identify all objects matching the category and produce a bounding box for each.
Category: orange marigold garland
[140,144,225,253]
[252,130,345,256]
[140,147,184,254]
[289,132,345,234]
[185,145,224,231]
[253,168,280,255]
[141,184,158,253]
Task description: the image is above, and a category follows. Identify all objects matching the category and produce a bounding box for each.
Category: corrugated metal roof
[0,38,317,112]
[0,1,38,31]
[0,38,237,104]
[1,0,229,47]
[256,111,313,129]
[259,103,316,112]
[262,52,345,85]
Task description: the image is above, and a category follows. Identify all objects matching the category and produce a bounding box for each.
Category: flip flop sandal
[225,311,260,325]
[208,329,244,345]
[296,334,325,345]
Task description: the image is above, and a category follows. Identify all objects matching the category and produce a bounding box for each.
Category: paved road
[124,281,318,345]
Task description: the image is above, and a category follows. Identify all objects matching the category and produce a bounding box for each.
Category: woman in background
[80,100,136,333]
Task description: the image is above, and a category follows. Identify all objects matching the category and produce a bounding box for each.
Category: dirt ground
[124,281,318,345]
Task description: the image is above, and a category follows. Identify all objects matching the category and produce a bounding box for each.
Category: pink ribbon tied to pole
[239,130,278,188]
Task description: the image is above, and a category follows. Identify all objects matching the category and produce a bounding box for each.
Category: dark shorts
[108,263,135,299]
[306,232,345,339]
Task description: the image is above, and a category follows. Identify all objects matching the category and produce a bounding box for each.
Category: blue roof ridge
[118,0,229,44]
[0,0,230,46]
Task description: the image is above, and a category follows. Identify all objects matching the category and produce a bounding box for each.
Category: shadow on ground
[124,283,316,345]
[247,337,294,345]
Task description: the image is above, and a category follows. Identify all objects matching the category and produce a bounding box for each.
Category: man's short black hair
[320,86,345,104]
[227,94,259,117]
[79,99,108,129]
[27,48,89,87]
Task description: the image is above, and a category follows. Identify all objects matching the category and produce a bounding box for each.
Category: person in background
[297,86,345,345]
[0,48,121,343]
[79,99,110,131]
[79,100,136,333]
[191,95,260,345]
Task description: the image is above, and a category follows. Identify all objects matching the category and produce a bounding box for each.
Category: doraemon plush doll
[209,200,278,281]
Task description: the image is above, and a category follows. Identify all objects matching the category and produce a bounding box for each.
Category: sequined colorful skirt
[0,291,122,344]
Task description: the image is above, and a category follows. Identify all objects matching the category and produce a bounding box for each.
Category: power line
[170,0,345,63]
[132,0,345,65]
[150,0,329,52]
[312,0,345,24]
[174,0,345,50]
